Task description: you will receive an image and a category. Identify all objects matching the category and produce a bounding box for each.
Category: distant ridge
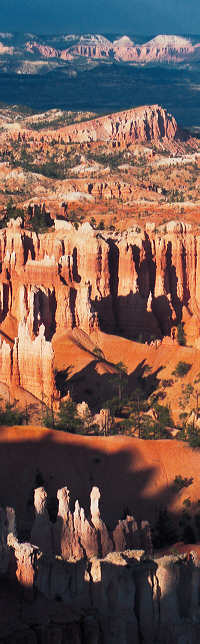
[25,32,199,66]
[0,32,199,75]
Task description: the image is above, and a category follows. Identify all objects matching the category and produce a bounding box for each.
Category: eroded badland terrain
[1,102,200,643]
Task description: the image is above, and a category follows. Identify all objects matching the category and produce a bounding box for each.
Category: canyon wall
[1,219,200,340]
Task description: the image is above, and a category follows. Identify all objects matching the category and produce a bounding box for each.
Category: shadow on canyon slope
[0,430,182,544]
[57,358,163,411]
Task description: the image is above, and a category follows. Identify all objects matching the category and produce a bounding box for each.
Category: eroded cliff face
[1,219,198,334]
[0,321,55,404]
[116,222,200,339]
[45,104,178,147]
[8,104,178,150]
[1,489,200,644]
[1,218,200,402]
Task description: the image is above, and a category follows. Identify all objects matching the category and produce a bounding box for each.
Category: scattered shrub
[43,400,84,434]
[172,362,192,377]
[93,345,105,360]
[97,220,105,230]
[116,418,134,434]
[173,475,193,492]
[177,323,186,346]
[161,379,174,388]
[0,400,27,426]
[182,497,191,508]
[153,508,178,548]
[187,427,200,449]
[90,217,96,228]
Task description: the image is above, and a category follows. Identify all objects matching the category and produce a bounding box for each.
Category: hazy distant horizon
[1,30,200,39]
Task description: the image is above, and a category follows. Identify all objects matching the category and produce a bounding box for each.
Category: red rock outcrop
[50,105,178,147]
[0,319,55,405]
[13,321,55,404]
[9,104,178,149]
[26,41,60,58]
[0,220,110,339]
[8,533,38,597]
[0,338,12,386]
[26,41,73,60]
[70,43,111,58]
[55,487,85,559]
[116,225,200,340]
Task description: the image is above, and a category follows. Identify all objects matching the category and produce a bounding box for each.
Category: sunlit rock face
[2,220,200,339]
[51,104,179,147]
